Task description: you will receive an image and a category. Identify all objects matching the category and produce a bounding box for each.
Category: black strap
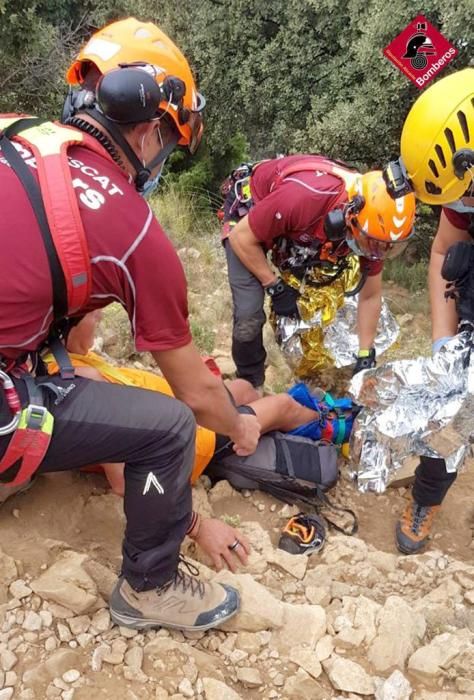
[278,438,296,478]
[87,107,178,190]
[0,121,68,320]
[208,458,358,536]
[48,337,75,380]
[4,117,44,138]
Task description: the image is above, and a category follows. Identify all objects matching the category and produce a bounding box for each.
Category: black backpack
[207,431,358,535]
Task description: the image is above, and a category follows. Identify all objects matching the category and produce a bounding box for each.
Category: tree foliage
[0,0,472,250]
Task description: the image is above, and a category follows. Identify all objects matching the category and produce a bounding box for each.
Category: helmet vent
[425,181,442,196]
[428,159,439,178]
[457,110,470,143]
[435,145,446,168]
[444,127,456,154]
[135,28,152,39]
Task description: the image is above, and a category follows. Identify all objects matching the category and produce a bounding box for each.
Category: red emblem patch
[383,15,458,89]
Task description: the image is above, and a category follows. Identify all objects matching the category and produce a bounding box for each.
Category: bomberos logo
[383,15,458,89]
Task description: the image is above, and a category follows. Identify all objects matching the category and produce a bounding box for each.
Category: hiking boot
[109,561,240,632]
[396,500,441,554]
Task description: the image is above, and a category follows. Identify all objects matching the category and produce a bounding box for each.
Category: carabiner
[0,370,21,436]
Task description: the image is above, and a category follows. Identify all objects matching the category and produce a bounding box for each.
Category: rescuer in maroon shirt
[0,18,260,633]
[221,155,415,389]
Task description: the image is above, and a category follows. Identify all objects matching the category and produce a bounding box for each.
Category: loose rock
[408,630,472,677]
[31,551,98,614]
[323,655,375,696]
[0,689,14,700]
[215,572,285,631]
[201,677,242,700]
[274,603,326,653]
[374,670,412,700]
[22,611,42,631]
[62,669,80,684]
[124,646,144,670]
[368,596,426,672]
[267,549,308,580]
[289,646,322,680]
[9,580,32,599]
[235,667,262,688]
[0,651,17,673]
[282,668,325,699]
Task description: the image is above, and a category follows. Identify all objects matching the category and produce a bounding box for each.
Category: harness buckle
[23,404,49,430]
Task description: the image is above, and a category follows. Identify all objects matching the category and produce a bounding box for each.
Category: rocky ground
[0,464,473,700]
[1,235,473,699]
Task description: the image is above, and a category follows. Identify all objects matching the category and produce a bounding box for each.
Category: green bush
[153,184,219,246]
[384,259,428,293]
[190,319,215,354]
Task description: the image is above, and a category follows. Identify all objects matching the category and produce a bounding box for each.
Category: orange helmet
[345,171,416,260]
[66,17,204,153]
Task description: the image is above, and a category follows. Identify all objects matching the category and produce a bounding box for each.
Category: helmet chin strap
[86,107,178,190]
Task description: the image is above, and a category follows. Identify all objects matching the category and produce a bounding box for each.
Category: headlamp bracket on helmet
[383,158,414,200]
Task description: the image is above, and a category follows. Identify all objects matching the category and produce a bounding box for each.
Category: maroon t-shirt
[443,207,470,230]
[247,155,383,276]
[0,141,191,360]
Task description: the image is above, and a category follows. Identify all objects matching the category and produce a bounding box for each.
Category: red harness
[0,116,115,316]
[0,116,115,486]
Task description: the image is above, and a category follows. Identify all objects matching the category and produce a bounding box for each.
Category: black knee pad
[234,315,265,342]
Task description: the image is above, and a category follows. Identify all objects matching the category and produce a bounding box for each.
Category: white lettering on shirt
[67,157,124,198]
[72,177,106,210]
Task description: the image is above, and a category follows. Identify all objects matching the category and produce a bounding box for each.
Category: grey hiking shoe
[109,560,239,632]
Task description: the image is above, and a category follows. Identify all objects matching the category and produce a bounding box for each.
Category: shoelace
[411,505,431,534]
[157,555,205,599]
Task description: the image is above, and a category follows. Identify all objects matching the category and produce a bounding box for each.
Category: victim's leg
[248,393,319,433]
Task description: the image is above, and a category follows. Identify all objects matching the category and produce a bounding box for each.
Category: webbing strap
[0,123,67,320]
[48,337,75,380]
[0,377,54,486]
[335,417,346,445]
[279,438,296,478]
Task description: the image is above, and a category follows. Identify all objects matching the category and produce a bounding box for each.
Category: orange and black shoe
[396,500,441,554]
[278,512,326,556]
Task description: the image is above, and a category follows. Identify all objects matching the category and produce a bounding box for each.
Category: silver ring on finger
[228,539,240,551]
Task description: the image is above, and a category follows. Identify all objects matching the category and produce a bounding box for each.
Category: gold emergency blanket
[273,256,399,377]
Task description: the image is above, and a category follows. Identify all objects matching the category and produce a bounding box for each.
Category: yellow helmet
[400,68,474,204]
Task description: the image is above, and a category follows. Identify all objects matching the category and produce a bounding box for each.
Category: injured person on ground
[43,310,358,571]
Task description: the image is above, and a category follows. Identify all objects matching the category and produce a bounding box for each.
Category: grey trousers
[0,376,196,591]
[224,239,267,387]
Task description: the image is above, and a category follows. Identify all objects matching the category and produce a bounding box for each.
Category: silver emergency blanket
[276,295,399,372]
[349,331,474,492]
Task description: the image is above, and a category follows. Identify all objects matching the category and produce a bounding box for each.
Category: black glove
[265,278,300,317]
[353,348,376,375]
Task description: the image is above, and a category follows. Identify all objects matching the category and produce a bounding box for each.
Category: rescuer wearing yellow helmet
[384,67,474,554]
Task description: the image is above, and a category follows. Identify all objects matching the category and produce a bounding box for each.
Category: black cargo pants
[224,239,267,388]
[412,455,458,506]
[0,376,195,591]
